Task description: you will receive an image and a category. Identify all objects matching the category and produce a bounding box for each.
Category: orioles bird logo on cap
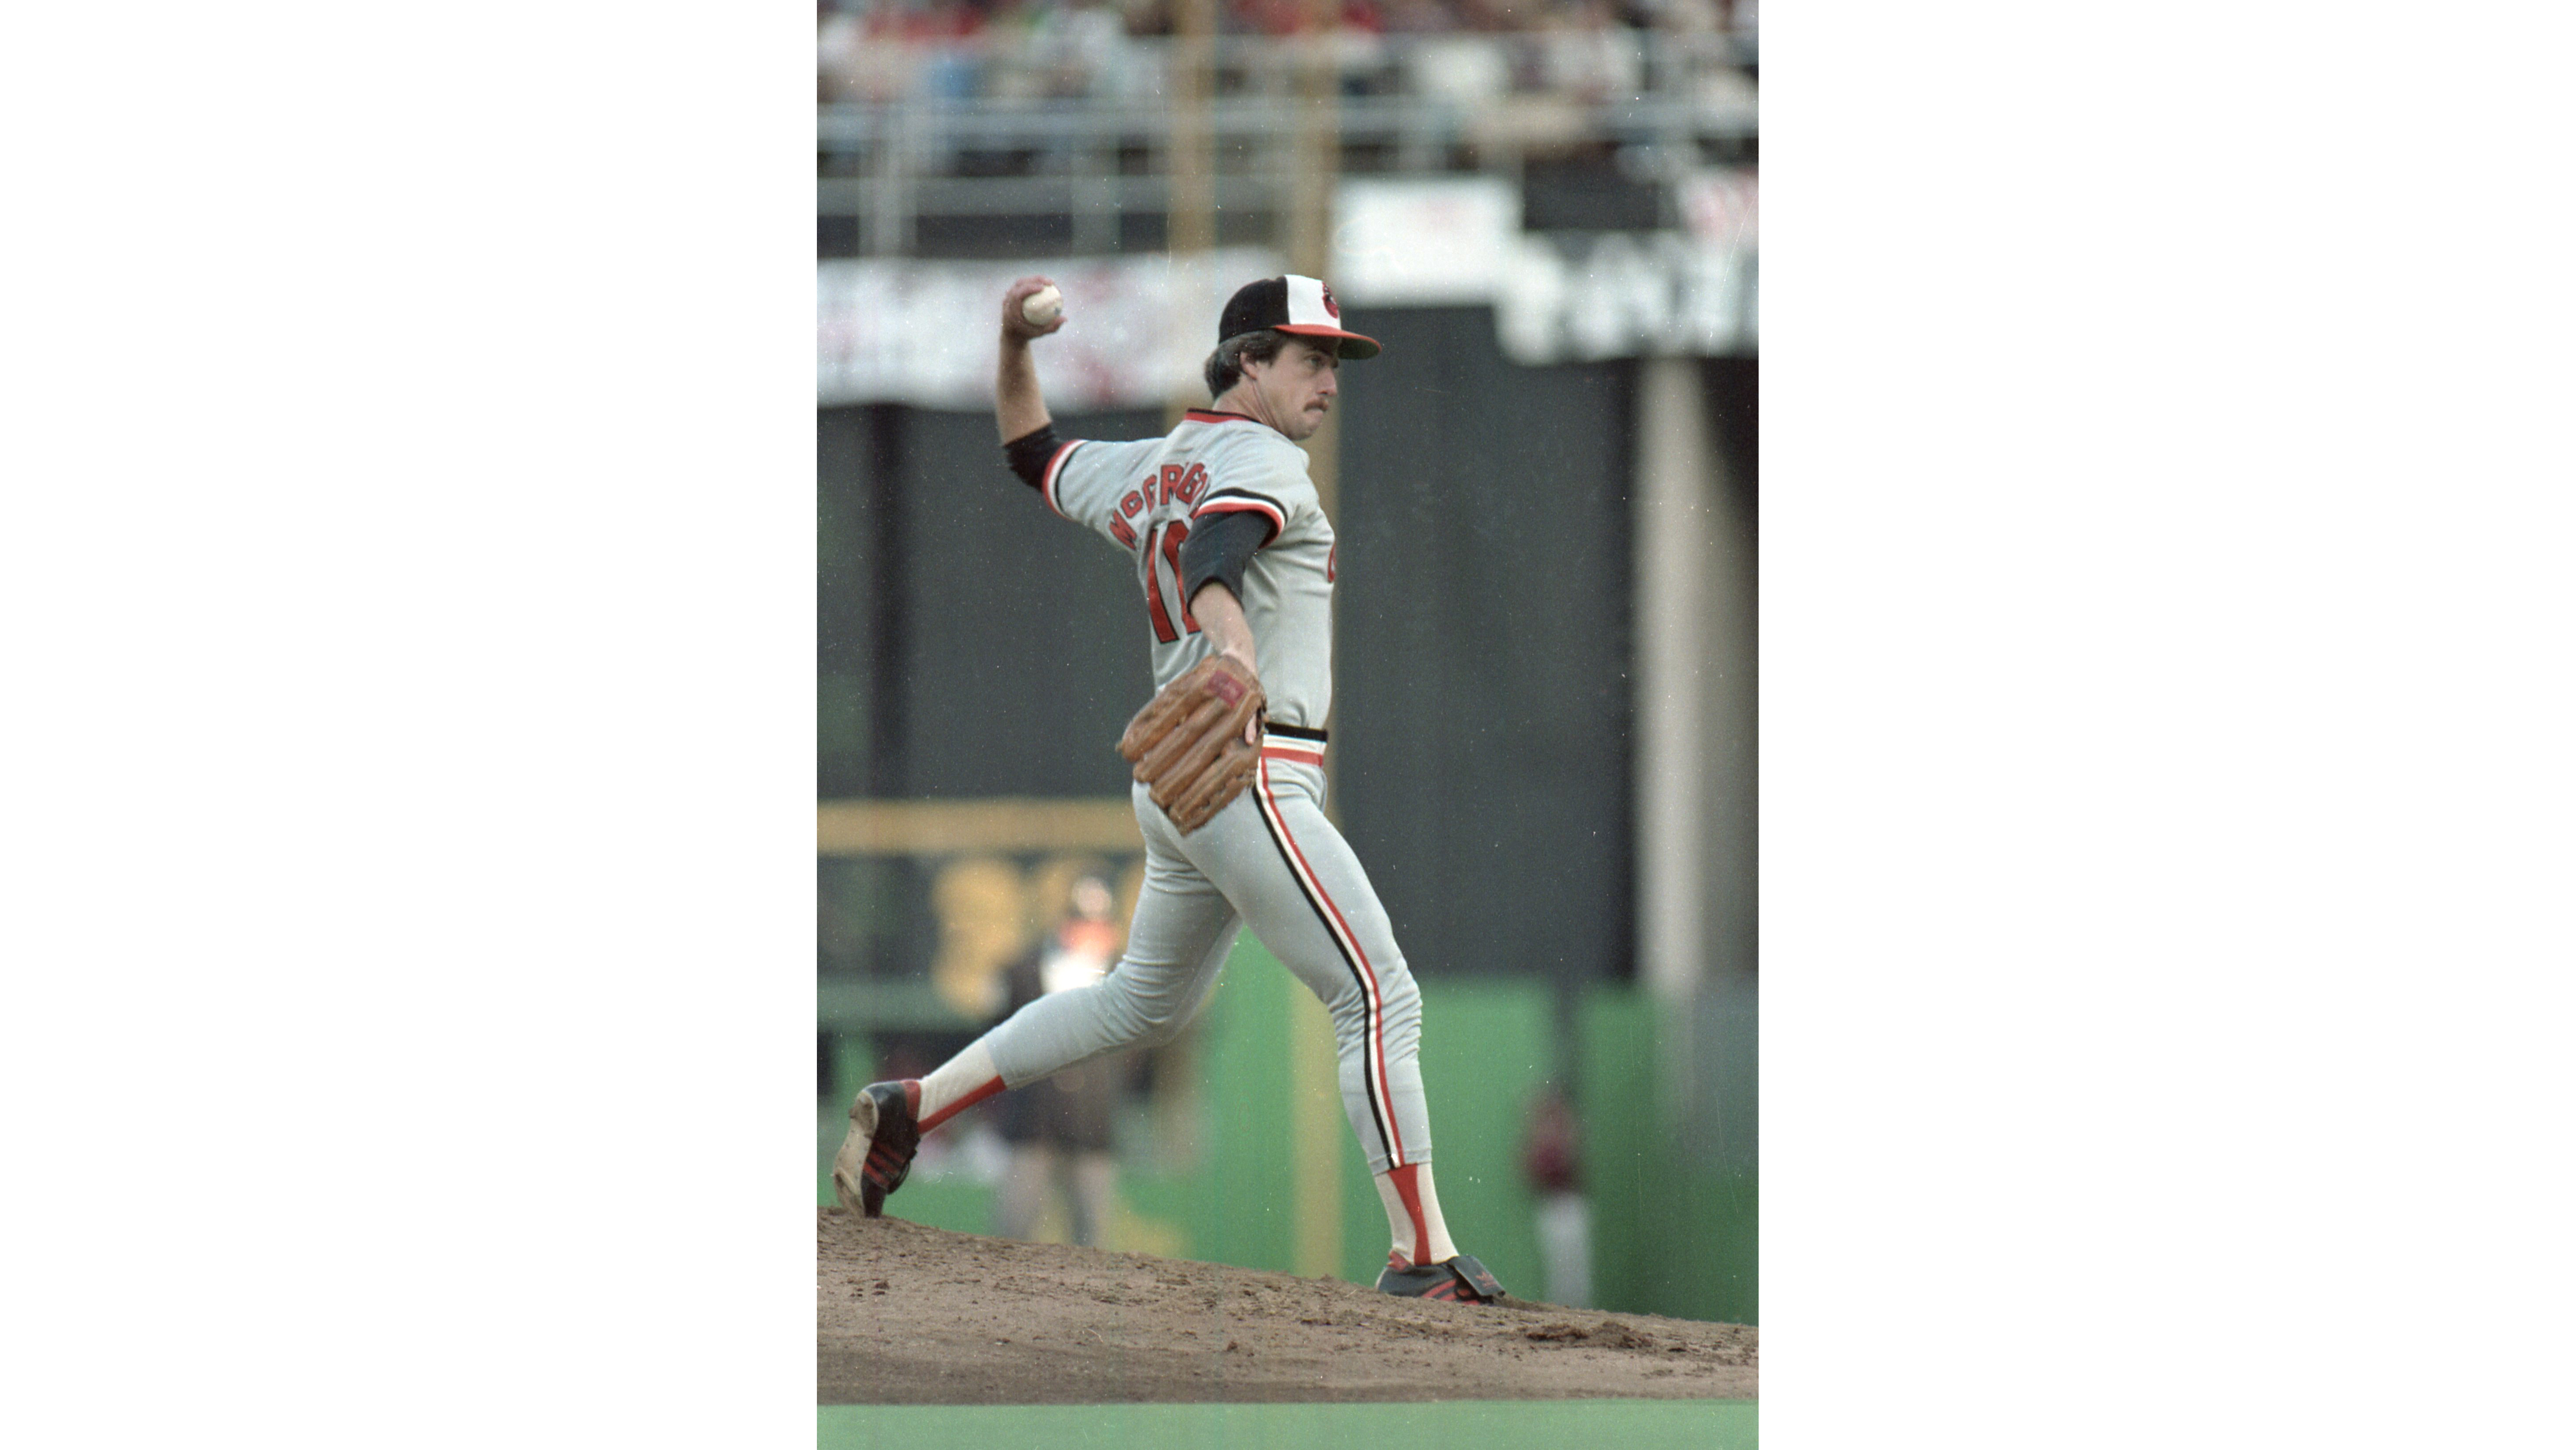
[1321,284,1341,319]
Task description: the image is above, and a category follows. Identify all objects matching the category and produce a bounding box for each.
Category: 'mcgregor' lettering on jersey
[1034,412,1334,730]
[1109,489,1147,550]
[1119,463,1210,542]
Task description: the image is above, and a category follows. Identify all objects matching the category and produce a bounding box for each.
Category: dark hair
[1202,329,1290,399]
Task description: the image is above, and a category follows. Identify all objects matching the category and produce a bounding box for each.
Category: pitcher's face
[1244,338,1340,441]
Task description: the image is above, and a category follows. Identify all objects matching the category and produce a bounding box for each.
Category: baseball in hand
[1021,284,1063,327]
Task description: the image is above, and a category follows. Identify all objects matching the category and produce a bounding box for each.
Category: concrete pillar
[1636,355,1716,1008]
[1636,355,1758,1170]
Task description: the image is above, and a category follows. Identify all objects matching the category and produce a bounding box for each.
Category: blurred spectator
[1540,0,1643,103]
[820,0,1749,108]
[1051,0,1154,98]
[817,1,872,101]
[1452,0,1538,31]
[1232,0,1385,37]
[1403,30,1511,109]
[820,0,991,104]
[1122,0,1176,37]
[990,874,1133,1247]
[1523,1081,1593,1306]
[1379,0,1456,32]
[913,0,992,100]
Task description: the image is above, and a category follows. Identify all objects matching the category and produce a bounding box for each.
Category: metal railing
[819,31,1757,254]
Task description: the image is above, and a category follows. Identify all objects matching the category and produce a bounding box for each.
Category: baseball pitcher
[834,273,1507,1306]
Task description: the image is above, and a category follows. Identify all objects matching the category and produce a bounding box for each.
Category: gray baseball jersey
[1034,409,1337,732]
[988,407,1436,1185]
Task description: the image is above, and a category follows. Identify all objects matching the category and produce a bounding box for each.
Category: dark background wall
[1699,355,1758,988]
[1333,307,1638,992]
[820,403,1163,800]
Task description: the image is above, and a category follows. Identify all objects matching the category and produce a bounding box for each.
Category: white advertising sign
[1494,232,1756,366]
[818,209,1758,404]
[1330,176,1520,305]
[819,248,1280,411]
[1676,169,1758,252]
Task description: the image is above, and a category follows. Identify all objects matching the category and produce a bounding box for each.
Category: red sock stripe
[918,1074,1003,1134]
[1255,756,1407,1166]
[1387,1162,1430,1267]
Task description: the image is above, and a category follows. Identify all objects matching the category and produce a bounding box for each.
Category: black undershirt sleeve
[1179,508,1275,607]
[1001,423,1064,491]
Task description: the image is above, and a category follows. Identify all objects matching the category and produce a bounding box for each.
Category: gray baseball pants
[982,734,1431,1173]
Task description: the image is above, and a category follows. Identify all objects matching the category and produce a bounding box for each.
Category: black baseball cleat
[831,1080,922,1218]
[1376,1252,1507,1304]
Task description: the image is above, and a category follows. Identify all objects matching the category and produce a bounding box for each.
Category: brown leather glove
[1116,654,1266,834]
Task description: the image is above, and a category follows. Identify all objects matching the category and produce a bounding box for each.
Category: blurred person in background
[1539,0,1644,103]
[990,874,1133,1246]
[1451,0,1537,32]
[817,0,991,103]
[1523,1081,1592,1306]
[906,0,993,100]
[1380,0,1458,33]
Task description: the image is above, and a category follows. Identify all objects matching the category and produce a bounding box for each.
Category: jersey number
[1140,520,1200,643]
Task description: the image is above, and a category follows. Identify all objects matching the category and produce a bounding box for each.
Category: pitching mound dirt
[819,1208,1757,1404]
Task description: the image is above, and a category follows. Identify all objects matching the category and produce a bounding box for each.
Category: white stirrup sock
[1373,1161,1458,1268]
[914,1039,1003,1132]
